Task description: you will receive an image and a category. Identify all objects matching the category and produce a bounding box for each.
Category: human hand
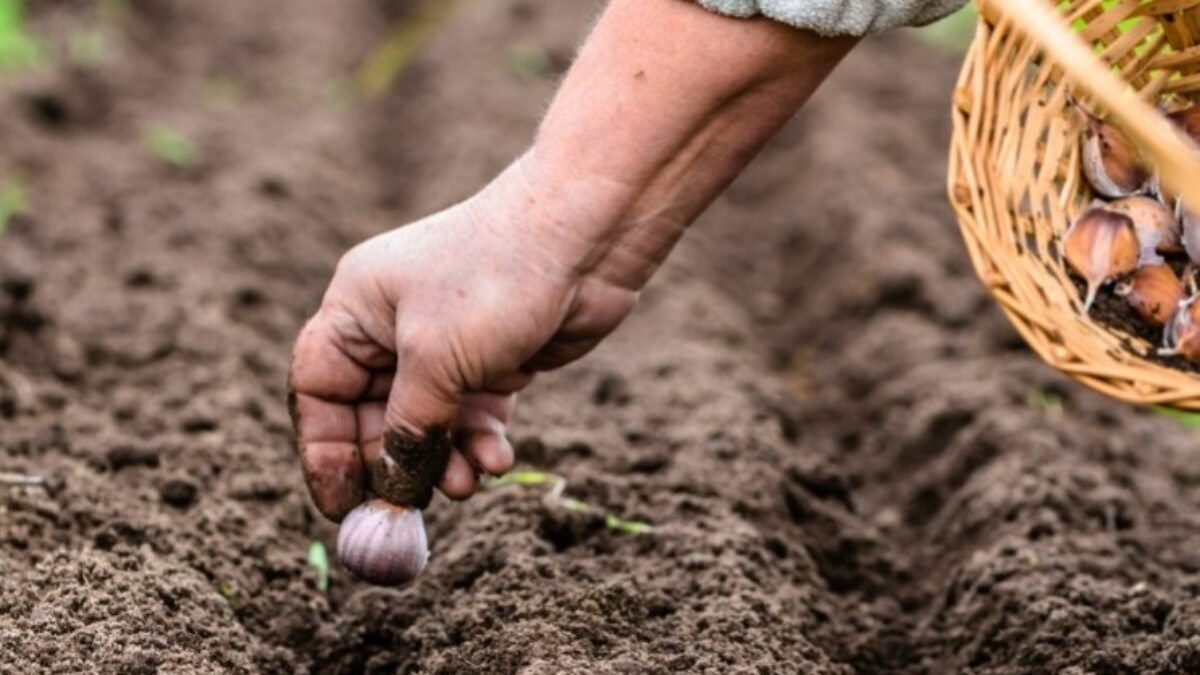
[289,155,641,520]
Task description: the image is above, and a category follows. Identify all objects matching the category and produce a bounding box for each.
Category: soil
[3,1,1200,673]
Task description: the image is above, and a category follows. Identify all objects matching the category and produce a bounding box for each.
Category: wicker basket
[949,0,1200,409]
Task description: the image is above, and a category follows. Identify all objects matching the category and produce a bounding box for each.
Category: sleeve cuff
[694,0,969,37]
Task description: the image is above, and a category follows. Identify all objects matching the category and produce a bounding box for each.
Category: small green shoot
[506,43,552,81]
[915,4,978,54]
[562,497,591,513]
[1027,389,1065,416]
[97,0,131,24]
[307,541,330,593]
[203,75,243,108]
[143,124,198,168]
[490,469,654,535]
[218,581,236,599]
[604,514,654,535]
[320,78,356,110]
[1153,406,1200,429]
[67,27,111,66]
[356,0,463,97]
[0,177,28,236]
[488,470,559,487]
[0,0,49,71]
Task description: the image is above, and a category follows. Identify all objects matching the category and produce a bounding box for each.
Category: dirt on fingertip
[3,1,1200,673]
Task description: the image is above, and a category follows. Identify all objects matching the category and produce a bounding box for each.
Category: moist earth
[2,1,1200,673]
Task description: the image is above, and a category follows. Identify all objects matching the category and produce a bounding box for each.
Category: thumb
[368,342,462,510]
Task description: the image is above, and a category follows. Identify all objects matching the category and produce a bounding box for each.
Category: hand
[289,0,855,523]
[289,156,640,520]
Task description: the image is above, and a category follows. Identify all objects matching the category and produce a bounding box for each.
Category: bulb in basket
[1063,206,1140,312]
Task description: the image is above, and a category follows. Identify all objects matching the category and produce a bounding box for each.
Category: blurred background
[7,2,1200,674]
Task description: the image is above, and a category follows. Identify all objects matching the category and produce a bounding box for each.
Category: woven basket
[949,0,1200,409]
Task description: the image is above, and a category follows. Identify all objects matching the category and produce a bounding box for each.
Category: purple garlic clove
[337,499,429,586]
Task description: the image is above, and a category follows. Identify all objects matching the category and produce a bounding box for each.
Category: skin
[289,0,858,521]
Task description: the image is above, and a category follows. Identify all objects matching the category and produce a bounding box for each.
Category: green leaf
[1026,389,1065,415]
[604,514,654,535]
[488,470,560,487]
[144,124,198,168]
[218,581,236,599]
[307,541,330,592]
[67,27,111,66]
[0,177,28,236]
[203,75,243,108]
[506,43,552,81]
[1154,406,1200,429]
[356,0,464,97]
[561,497,592,513]
[319,78,356,110]
[0,0,50,71]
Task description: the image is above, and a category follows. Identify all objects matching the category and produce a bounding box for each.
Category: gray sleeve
[694,0,968,36]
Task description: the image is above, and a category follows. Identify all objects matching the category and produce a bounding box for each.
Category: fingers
[380,331,465,503]
[290,316,375,521]
[454,392,517,477]
[299,437,365,521]
[462,433,515,477]
[439,451,479,500]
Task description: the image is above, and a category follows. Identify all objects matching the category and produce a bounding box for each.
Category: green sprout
[356,0,463,97]
[605,514,654,535]
[67,27,111,66]
[506,43,553,81]
[218,581,236,599]
[0,0,49,71]
[1154,406,1200,430]
[488,470,559,487]
[143,124,199,168]
[0,177,28,236]
[203,75,243,108]
[97,0,131,24]
[307,541,330,592]
[488,470,655,535]
[319,78,356,111]
[1026,389,1065,416]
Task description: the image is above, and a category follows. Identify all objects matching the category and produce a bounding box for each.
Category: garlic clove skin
[1063,207,1141,312]
[1119,263,1185,328]
[1107,195,1183,258]
[337,499,429,586]
[1168,104,1200,142]
[1081,118,1149,198]
[1181,206,1200,266]
[1164,295,1200,361]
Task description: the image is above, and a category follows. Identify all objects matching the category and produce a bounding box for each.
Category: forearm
[517,0,857,288]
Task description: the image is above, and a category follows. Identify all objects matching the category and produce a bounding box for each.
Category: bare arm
[289,0,857,524]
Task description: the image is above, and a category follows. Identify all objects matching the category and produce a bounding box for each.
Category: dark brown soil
[3,1,1200,674]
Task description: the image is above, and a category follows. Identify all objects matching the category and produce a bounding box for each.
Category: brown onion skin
[336,499,429,586]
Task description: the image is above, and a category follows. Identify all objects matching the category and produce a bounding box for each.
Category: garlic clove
[1081,118,1149,198]
[337,499,429,586]
[1181,205,1200,266]
[1168,104,1200,141]
[1063,207,1141,312]
[1107,195,1183,258]
[1117,263,1184,328]
[1164,295,1200,361]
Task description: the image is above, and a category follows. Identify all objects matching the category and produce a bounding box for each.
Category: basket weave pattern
[949,0,1200,408]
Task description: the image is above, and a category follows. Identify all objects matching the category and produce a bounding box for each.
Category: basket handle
[979,0,1200,208]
